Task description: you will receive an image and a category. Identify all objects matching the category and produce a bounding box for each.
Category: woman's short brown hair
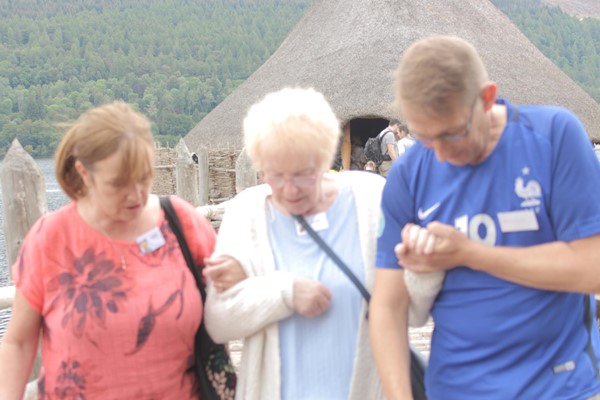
[54,101,154,200]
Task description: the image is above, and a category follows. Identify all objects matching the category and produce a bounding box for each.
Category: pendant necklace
[97,225,128,270]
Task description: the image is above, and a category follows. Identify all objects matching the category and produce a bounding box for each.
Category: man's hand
[395,221,473,272]
[293,277,332,317]
[203,256,248,292]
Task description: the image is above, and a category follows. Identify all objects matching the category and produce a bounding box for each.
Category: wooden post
[0,140,45,386]
[196,146,209,206]
[341,123,351,171]
[235,147,257,194]
[0,139,47,282]
[175,139,200,207]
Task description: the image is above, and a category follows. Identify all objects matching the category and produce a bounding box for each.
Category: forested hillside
[0,0,312,157]
[492,0,600,102]
[0,0,599,158]
[542,0,600,19]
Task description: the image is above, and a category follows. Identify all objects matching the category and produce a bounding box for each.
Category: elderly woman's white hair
[243,87,341,171]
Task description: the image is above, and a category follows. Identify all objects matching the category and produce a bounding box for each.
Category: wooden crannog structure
[185,0,600,177]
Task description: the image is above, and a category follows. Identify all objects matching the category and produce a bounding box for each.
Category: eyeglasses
[261,171,319,189]
[412,95,479,145]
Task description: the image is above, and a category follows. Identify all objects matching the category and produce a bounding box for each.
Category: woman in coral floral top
[0,101,216,399]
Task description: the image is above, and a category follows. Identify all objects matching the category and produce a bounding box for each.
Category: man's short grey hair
[394,35,488,118]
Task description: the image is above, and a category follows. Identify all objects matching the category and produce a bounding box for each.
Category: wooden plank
[0,140,47,281]
[175,139,200,207]
[341,123,351,171]
[235,147,257,194]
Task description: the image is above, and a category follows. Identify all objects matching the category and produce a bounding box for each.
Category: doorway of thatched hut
[337,117,389,171]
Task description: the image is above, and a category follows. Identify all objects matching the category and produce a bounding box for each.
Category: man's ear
[481,82,497,111]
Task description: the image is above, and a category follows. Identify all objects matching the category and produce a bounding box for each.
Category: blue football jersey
[377,99,600,399]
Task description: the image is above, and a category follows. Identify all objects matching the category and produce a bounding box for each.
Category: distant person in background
[351,136,368,170]
[364,160,380,174]
[395,123,416,158]
[593,138,600,162]
[0,101,217,399]
[378,118,401,177]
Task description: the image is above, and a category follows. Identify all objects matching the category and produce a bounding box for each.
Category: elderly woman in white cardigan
[202,87,387,400]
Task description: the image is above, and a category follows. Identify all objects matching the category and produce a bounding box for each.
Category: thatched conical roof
[185,0,600,152]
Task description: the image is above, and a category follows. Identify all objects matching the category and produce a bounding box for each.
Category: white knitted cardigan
[204,171,386,400]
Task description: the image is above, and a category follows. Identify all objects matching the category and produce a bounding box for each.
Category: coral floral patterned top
[12,196,216,400]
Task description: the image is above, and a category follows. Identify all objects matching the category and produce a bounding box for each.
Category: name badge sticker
[295,212,330,236]
[497,209,539,233]
[137,227,167,255]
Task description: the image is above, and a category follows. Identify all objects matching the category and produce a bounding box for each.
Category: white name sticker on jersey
[497,209,539,233]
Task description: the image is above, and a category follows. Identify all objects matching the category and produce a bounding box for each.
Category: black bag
[410,346,428,400]
[364,129,392,166]
[160,196,237,400]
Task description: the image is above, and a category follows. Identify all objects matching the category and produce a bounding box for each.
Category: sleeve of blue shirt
[376,156,416,269]
[543,107,600,241]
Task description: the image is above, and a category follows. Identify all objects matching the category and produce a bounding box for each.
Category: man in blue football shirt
[369,35,600,400]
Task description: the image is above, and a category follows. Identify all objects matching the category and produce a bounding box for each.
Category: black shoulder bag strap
[378,128,392,144]
[160,196,205,296]
[160,196,236,400]
[293,213,428,399]
[584,294,600,378]
[293,214,370,303]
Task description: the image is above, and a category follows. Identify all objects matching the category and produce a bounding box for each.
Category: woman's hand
[203,256,247,293]
[292,277,332,317]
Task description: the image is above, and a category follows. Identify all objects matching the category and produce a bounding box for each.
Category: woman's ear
[74,160,92,187]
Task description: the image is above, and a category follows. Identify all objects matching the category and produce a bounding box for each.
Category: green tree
[491,0,600,103]
[0,0,317,156]
[24,89,45,120]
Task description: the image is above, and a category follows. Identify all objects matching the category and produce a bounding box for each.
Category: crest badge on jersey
[514,166,541,208]
[497,165,541,233]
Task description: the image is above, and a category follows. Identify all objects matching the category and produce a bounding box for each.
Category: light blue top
[269,184,365,400]
[377,99,600,400]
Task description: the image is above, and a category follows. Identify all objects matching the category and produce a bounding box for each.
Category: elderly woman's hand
[203,256,247,293]
[292,277,332,317]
